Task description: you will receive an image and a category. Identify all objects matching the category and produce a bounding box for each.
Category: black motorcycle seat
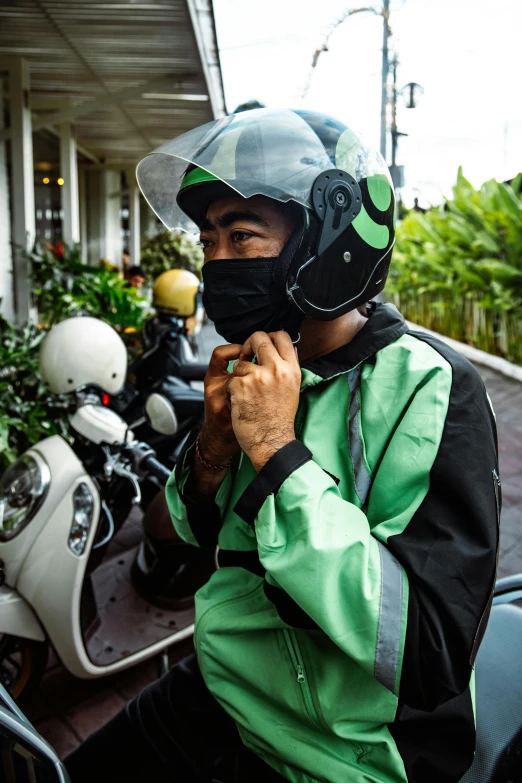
[161,376,204,402]
[169,334,208,381]
[177,362,208,382]
[461,601,522,782]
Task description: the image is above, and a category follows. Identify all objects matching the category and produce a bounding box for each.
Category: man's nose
[210,240,232,260]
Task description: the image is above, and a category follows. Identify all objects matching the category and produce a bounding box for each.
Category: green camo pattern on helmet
[180,167,220,191]
[335,129,393,250]
[368,174,392,211]
[353,204,390,249]
[352,174,393,250]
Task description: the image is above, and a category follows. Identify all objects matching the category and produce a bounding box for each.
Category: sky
[213,0,522,207]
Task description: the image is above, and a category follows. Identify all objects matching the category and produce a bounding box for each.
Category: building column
[59,122,80,246]
[85,169,122,267]
[101,169,123,267]
[0,80,14,321]
[10,58,35,324]
[128,168,141,265]
[78,167,88,263]
[140,189,158,239]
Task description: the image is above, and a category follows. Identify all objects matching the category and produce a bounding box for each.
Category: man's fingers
[242,332,280,367]
[270,331,299,364]
[232,360,256,378]
[207,343,242,377]
[240,331,299,365]
[239,337,254,362]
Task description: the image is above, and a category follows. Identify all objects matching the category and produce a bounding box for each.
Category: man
[122,248,132,275]
[125,264,146,290]
[65,109,499,782]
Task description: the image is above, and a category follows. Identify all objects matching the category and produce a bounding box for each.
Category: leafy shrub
[387,169,522,363]
[0,317,67,471]
[31,242,149,329]
[140,230,204,281]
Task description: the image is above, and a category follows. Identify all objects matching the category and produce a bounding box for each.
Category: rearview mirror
[145,393,178,436]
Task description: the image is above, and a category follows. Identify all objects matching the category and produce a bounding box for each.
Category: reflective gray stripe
[374,540,404,693]
[347,368,372,506]
[486,391,496,421]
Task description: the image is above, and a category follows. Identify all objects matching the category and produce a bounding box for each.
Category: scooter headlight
[0,455,50,541]
[68,482,95,556]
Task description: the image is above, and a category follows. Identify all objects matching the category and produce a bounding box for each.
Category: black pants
[64,655,287,783]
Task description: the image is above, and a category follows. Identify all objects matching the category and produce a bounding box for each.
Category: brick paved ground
[23,325,522,759]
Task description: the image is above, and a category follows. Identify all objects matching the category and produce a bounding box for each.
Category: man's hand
[199,343,243,465]
[227,331,301,472]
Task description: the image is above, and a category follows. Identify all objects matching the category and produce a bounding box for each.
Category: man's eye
[231,231,252,242]
[199,238,212,249]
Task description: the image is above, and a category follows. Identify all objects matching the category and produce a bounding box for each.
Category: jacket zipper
[470,469,501,663]
[194,583,263,653]
[283,628,323,730]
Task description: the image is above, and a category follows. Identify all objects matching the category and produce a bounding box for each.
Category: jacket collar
[301,302,407,383]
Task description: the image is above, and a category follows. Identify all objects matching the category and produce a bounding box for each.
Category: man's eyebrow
[200,210,270,232]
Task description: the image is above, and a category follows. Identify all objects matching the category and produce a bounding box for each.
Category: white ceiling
[0,0,226,163]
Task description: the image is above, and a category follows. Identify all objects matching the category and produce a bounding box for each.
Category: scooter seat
[461,601,522,782]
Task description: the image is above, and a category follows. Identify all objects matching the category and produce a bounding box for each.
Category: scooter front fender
[0,586,45,642]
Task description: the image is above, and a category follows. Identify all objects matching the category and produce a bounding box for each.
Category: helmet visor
[136,108,332,232]
[136,108,392,234]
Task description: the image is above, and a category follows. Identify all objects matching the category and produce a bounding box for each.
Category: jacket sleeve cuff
[233,440,313,528]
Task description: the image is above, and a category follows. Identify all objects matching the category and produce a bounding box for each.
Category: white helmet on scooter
[39,316,127,395]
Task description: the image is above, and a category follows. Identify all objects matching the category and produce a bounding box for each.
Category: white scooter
[0,317,197,699]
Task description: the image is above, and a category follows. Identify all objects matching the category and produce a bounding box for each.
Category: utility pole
[389,53,407,189]
[391,53,398,169]
[380,0,390,160]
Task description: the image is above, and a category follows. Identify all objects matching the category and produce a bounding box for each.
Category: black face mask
[202,257,292,345]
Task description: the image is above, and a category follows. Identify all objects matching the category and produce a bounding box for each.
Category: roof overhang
[0,0,226,163]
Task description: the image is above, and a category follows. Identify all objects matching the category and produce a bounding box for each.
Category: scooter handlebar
[140,454,172,485]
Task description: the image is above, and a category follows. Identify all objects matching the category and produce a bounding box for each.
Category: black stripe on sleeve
[182,494,223,549]
[217,549,265,577]
[233,440,313,528]
[263,581,320,630]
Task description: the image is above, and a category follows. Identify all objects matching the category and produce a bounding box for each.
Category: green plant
[140,230,204,281]
[0,317,67,471]
[30,242,149,329]
[386,169,522,363]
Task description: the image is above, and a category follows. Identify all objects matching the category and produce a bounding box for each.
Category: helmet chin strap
[283,304,305,345]
[273,205,310,343]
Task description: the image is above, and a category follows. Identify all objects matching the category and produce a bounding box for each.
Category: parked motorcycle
[110,269,207,485]
[0,317,207,700]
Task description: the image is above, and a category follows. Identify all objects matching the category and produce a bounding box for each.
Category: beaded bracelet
[195,436,231,472]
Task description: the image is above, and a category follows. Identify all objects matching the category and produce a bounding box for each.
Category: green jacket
[166,303,500,783]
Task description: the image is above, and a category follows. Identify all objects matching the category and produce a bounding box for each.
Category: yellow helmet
[152,269,200,317]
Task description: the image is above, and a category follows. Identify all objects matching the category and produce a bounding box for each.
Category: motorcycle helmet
[152,269,200,317]
[39,316,127,395]
[136,108,395,322]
